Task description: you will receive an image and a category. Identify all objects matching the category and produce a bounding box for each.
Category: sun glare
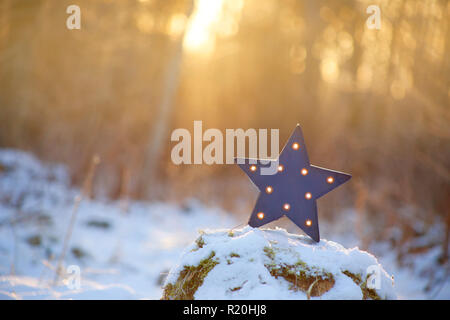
[321,57,339,83]
[183,0,224,54]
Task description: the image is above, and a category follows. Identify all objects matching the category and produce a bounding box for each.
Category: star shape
[236,125,351,242]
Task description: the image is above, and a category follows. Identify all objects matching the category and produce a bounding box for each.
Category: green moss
[226,252,240,264]
[342,270,362,284]
[267,264,335,297]
[361,274,382,300]
[342,270,382,300]
[263,246,334,297]
[295,260,307,268]
[191,235,205,251]
[228,231,234,237]
[263,246,275,260]
[195,236,205,249]
[162,251,218,300]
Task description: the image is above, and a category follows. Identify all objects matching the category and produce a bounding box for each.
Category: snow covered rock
[162,227,397,300]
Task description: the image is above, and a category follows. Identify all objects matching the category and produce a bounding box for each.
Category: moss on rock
[342,270,381,300]
[162,251,218,300]
[263,246,335,298]
[162,228,394,300]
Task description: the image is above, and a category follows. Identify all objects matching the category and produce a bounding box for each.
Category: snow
[0,148,448,299]
[164,227,396,299]
[0,149,236,299]
[319,209,450,300]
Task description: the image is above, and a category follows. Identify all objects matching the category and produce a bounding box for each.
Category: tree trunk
[141,1,194,199]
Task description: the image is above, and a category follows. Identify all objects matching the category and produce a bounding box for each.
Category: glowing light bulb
[305,192,312,200]
[292,143,300,150]
[301,168,308,176]
[283,203,291,211]
[257,212,264,220]
[327,176,334,184]
[266,186,273,194]
[305,219,312,226]
[277,165,284,172]
[250,165,257,172]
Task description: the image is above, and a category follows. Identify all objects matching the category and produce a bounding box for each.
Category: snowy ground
[0,149,448,299]
[320,212,449,299]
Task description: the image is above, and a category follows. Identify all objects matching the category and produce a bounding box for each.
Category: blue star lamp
[236,125,351,242]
